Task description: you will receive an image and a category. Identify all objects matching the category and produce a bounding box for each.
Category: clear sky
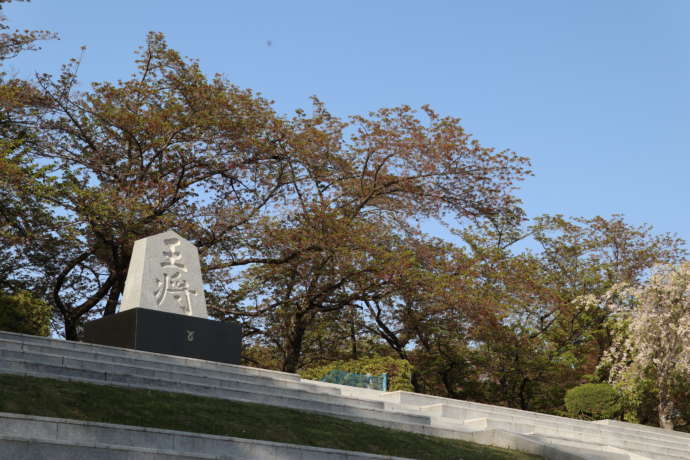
[6,0,690,246]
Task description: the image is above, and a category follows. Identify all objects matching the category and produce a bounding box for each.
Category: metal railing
[319,369,388,391]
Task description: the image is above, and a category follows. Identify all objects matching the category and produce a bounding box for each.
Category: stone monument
[121,230,208,318]
[83,230,241,364]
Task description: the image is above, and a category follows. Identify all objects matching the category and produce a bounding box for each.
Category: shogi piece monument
[83,230,241,364]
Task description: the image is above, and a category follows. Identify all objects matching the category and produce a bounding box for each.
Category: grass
[0,374,541,460]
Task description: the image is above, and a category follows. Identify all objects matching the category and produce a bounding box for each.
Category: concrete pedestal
[83,308,241,365]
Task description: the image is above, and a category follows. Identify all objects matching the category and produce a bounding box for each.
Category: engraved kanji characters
[153,238,197,315]
[160,238,188,272]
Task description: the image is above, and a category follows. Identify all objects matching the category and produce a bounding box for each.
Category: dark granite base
[83,308,241,365]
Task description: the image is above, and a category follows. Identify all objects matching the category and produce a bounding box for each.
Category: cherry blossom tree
[600,263,690,430]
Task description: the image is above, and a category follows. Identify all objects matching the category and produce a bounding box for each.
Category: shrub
[564,383,622,420]
[299,356,414,391]
[0,291,51,336]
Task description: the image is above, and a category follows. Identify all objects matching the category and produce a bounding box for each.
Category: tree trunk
[103,274,124,316]
[441,368,459,399]
[64,315,79,341]
[411,370,423,393]
[350,317,358,360]
[658,397,675,431]
[518,377,530,410]
[281,312,308,373]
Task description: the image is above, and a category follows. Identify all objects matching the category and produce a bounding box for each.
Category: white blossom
[598,263,690,429]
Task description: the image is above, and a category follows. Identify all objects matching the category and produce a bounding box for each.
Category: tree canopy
[2,1,688,433]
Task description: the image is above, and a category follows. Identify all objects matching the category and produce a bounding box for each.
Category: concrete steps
[0,355,430,428]
[528,433,690,460]
[371,390,690,459]
[525,435,639,460]
[0,347,342,397]
[0,336,309,388]
[421,404,690,456]
[1,330,687,459]
[593,419,690,444]
[0,412,409,460]
[421,399,690,447]
[479,418,688,460]
[0,435,224,460]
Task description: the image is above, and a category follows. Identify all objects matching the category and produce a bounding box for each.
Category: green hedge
[0,291,51,337]
[299,356,414,392]
[564,383,622,420]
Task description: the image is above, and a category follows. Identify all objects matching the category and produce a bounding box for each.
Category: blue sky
[6,0,690,246]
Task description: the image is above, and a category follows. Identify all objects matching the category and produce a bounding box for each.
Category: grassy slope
[0,374,541,460]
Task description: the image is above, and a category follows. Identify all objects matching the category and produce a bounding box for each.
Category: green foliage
[2,0,688,433]
[615,377,659,425]
[0,291,51,336]
[299,356,414,392]
[564,383,622,420]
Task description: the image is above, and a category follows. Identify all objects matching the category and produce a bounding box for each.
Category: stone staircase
[368,392,690,459]
[0,330,688,460]
[0,411,409,460]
